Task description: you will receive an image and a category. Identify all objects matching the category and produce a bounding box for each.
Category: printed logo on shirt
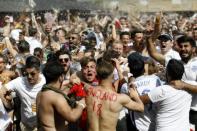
[191,66,197,72]
[142,89,151,95]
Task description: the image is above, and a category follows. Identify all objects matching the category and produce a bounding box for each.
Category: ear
[170,40,174,47]
[192,47,196,54]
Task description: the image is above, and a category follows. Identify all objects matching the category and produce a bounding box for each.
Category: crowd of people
[0,8,197,131]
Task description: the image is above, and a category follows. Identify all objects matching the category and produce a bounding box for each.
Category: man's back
[86,86,127,131]
[37,61,85,131]
[133,74,162,131]
[148,84,192,131]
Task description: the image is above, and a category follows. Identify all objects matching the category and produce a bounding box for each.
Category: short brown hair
[80,57,96,68]
[96,59,114,80]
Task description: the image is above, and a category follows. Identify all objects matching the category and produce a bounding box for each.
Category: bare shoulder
[38,90,64,104]
[116,93,130,104]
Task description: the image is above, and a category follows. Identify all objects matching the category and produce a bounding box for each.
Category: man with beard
[173,35,197,130]
[56,49,72,82]
[150,34,197,129]
[177,35,197,81]
[36,61,86,131]
[0,56,46,131]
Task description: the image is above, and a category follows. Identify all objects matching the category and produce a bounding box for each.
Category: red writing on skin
[87,87,117,102]
[93,101,102,116]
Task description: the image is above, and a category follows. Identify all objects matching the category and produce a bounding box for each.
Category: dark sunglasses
[34,53,41,57]
[59,58,69,63]
[24,72,37,77]
[69,37,76,40]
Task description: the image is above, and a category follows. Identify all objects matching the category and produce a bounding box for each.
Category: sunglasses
[59,58,69,63]
[69,37,77,40]
[24,72,37,77]
[34,53,41,57]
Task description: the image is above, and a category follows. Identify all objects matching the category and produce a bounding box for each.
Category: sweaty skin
[36,89,84,131]
[85,86,144,131]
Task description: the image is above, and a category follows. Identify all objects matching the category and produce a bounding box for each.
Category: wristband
[77,101,86,109]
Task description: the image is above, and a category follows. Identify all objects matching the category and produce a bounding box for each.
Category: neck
[100,78,113,90]
[47,81,61,89]
[161,50,167,55]
[64,69,71,79]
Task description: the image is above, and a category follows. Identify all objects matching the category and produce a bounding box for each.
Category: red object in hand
[69,83,86,97]
[69,83,87,131]
[115,19,121,29]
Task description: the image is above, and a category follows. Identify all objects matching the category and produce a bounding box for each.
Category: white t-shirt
[182,57,197,111]
[132,75,162,131]
[182,57,197,81]
[25,37,43,54]
[148,84,192,131]
[185,80,197,111]
[10,29,21,41]
[5,74,46,127]
[164,49,181,66]
[0,99,12,130]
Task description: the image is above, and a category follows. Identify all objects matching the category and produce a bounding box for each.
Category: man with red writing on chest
[85,59,144,131]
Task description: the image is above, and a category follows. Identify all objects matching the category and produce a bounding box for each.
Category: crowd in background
[0,8,197,131]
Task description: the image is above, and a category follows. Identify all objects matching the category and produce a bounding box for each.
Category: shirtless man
[36,61,86,131]
[85,59,144,131]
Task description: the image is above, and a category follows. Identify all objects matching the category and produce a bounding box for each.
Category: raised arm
[4,37,18,57]
[147,12,165,65]
[111,58,124,92]
[147,37,165,65]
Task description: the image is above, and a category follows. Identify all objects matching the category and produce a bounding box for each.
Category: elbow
[69,117,78,123]
[139,104,144,112]
[69,110,82,122]
[136,103,144,112]
[69,114,81,122]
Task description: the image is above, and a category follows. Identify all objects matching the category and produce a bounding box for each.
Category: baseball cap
[158,34,173,41]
